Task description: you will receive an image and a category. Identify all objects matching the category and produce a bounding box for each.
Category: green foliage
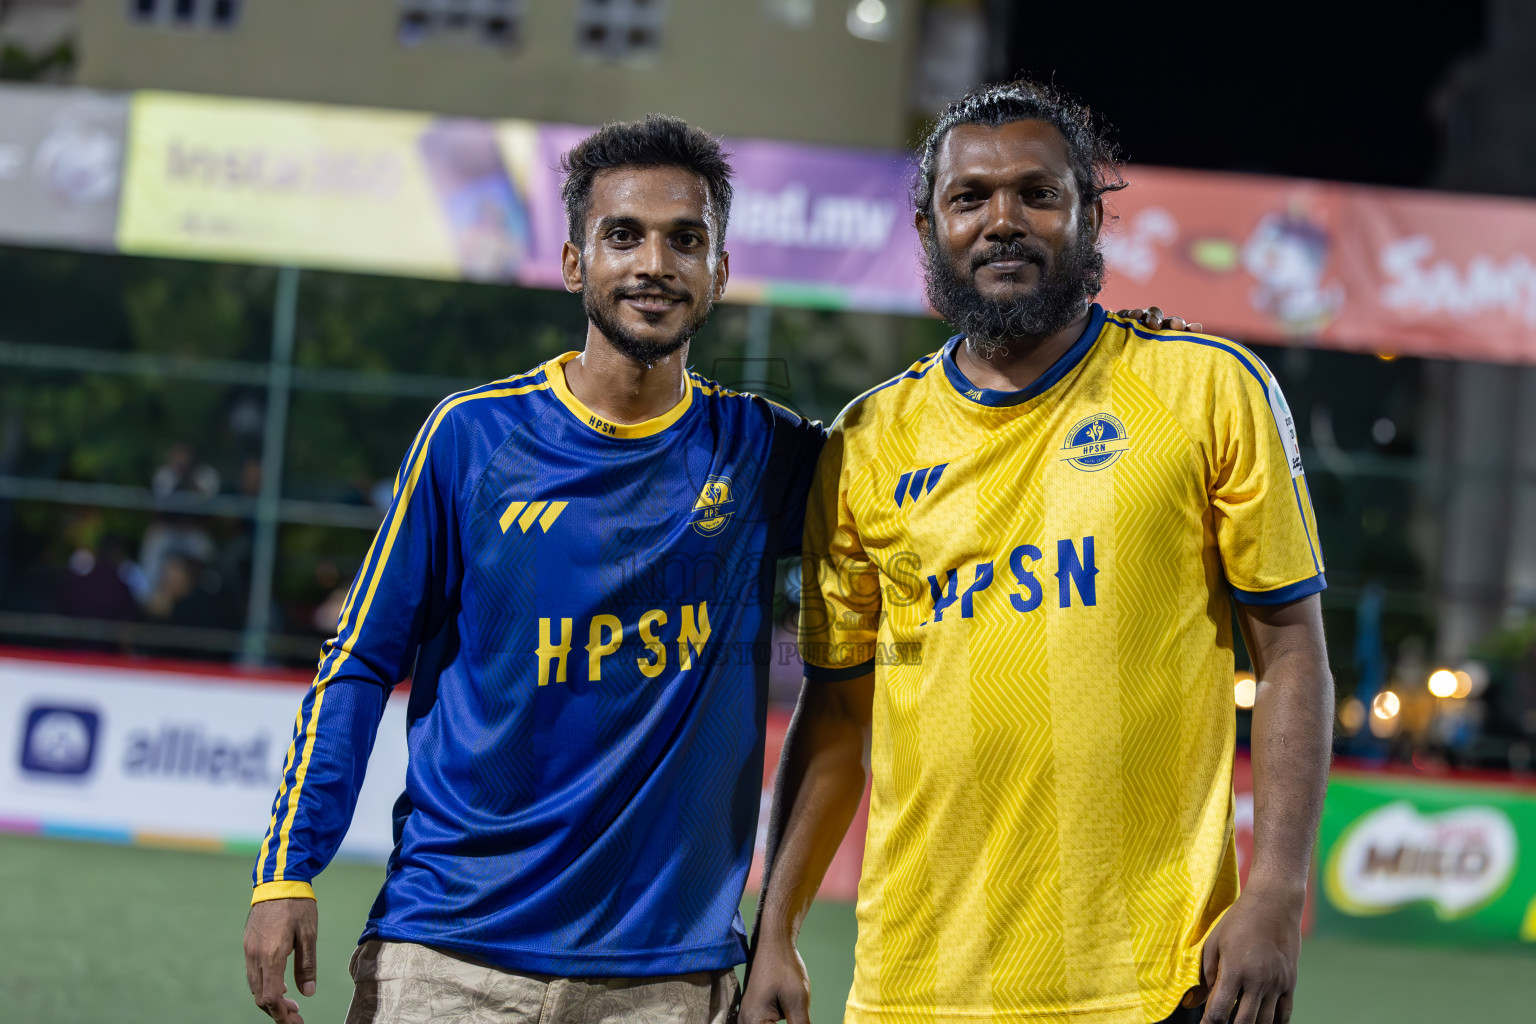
[1470,615,1536,672]
[282,269,588,501]
[0,39,74,82]
[0,247,950,643]
[0,250,272,487]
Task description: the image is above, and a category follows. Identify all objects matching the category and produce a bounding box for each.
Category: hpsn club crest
[690,475,736,537]
[1061,414,1131,472]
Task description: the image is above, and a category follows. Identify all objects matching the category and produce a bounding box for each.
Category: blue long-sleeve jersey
[252,352,825,976]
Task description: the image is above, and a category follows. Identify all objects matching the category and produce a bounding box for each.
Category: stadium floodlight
[1368,691,1402,738]
[1233,672,1257,710]
[847,0,892,39]
[1372,691,1401,720]
[1338,697,1367,735]
[1427,668,1458,699]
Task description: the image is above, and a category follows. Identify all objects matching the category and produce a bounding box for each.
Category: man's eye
[677,232,702,247]
[951,193,977,205]
[1031,189,1059,201]
[608,228,636,243]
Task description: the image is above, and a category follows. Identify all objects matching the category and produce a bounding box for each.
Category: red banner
[1101,167,1536,363]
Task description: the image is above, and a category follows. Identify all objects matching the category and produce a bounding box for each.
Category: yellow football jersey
[799,305,1323,1024]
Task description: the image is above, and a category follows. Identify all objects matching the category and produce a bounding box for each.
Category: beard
[923,216,1105,347]
[583,274,713,366]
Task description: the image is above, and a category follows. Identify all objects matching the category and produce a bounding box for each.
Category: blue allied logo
[1061,414,1131,472]
[20,704,100,777]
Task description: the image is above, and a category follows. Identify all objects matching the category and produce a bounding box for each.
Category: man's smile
[622,293,686,313]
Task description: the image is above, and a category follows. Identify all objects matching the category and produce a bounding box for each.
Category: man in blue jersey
[242,115,825,1024]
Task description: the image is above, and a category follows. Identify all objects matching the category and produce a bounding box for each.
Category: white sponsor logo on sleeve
[1267,375,1304,479]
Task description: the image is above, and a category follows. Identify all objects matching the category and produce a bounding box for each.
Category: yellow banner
[118,91,537,282]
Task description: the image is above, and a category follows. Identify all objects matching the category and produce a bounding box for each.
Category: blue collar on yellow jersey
[942,303,1107,407]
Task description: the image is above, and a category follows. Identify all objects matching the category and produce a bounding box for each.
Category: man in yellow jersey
[741,80,1333,1024]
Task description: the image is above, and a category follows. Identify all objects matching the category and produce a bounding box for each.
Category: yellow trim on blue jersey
[546,351,694,439]
[690,375,807,422]
[260,372,551,883]
[251,880,316,904]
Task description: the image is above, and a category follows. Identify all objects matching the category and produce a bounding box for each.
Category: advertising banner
[5,82,1536,363]
[0,650,869,905]
[1314,770,1536,947]
[1098,167,1536,364]
[0,652,406,861]
[431,119,926,313]
[0,84,126,251]
[117,91,540,284]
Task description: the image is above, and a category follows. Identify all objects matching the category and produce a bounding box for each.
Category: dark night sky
[1002,1,1488,189]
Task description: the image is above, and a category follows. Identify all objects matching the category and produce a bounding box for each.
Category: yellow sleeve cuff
[251,881,316,905]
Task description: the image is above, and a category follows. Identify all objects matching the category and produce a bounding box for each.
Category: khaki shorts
[345,940,740,1024]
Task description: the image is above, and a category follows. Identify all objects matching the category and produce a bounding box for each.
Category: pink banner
[1100,167,1536,363]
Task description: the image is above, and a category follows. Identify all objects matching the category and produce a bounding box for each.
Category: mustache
[970,240,1048,272]
[611,281,693,303]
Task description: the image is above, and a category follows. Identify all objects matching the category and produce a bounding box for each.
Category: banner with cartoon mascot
[1097,166,1536,364]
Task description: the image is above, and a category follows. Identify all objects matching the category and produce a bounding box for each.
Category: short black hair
[913,79,1126,220]
[559,114,734,255]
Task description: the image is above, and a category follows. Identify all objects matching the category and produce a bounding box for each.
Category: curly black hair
[559,114,734,256]
[913,79,1126,220]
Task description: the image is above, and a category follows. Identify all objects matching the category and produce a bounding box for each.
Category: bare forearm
[1247,628,1333,898]
[755,677,872,947]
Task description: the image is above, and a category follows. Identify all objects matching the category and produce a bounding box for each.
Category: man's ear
[915,210,930,240]
[1086,198,1104,242]
[713,249,730,301]
[561,240,583,293]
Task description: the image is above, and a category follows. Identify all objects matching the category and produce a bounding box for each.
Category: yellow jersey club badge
[1061,413,1131,472]
[689,475,737,537]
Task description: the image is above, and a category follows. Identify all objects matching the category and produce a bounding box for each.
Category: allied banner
[0,652,406,862]
[1315,770,1536,947]
[5,82,1536,362]
[0,650,872,904]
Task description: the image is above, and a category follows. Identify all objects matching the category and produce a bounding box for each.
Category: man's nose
[636,234,673,279]
[982,192,1029,243]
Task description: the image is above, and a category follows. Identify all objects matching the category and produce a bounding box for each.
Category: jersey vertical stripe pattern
[799,305,1323,1024]
[253,353,825,976]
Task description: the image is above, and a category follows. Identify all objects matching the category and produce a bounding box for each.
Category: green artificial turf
[0,832,1531,1023]
[0,832,384,1023]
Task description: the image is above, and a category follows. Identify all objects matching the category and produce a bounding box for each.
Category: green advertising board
[1315,771,1536,948]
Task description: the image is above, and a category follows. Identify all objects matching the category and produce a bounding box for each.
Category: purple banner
[526,123,926,312]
